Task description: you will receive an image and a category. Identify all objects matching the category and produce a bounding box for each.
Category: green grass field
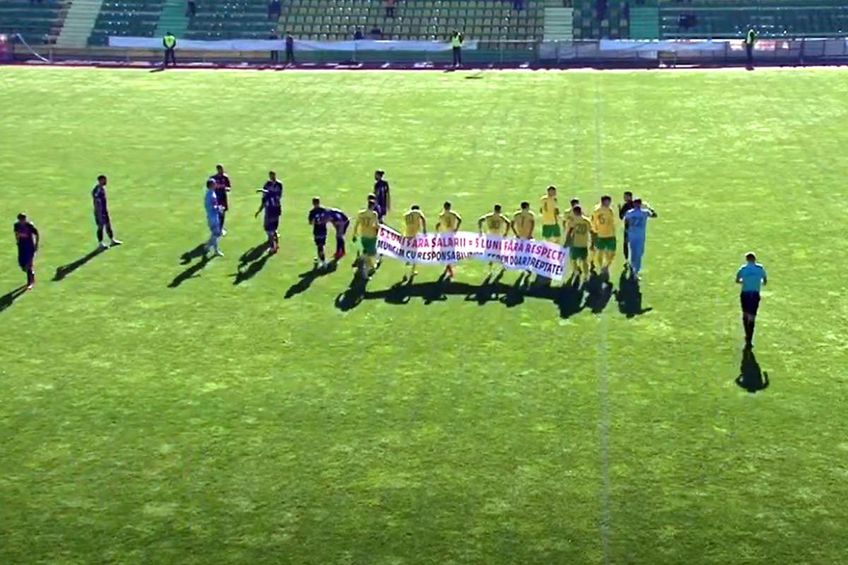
[2,66,848,564]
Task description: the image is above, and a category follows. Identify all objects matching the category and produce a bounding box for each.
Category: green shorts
[570,246,588,260]
[361,236,377,256]
[596,236,616,251]
[542,224,562,239]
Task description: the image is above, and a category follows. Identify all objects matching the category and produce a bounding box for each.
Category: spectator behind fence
[513,0,523,11]
[269,29,280,63]
[268,0,281,20]
[744,26,757,69]
[186,0,196,18]
[285,32,295,65]
[162,31,177,67]
[450,30,463,68]
[385,0,396,19]
[354,28,364,40]
[370,27,383,39]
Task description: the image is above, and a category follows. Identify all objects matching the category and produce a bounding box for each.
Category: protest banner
[376,224,569,281]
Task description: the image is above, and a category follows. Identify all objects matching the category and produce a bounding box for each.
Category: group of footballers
[14,168,660,291]
[346,183,659,285]
[11,165,770,348]
[12,174,124,291]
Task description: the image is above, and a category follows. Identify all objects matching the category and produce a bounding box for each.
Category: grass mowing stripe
[592,74,613,565]
[3,68,848,563]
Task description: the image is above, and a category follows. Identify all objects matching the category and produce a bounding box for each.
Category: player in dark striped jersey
[307,197,329,268]
[13,213,40,290]
[373,169,391,223]
[92,175,122,249]
[211,164,232,235]
[324,207,349,260]
[255,171,283,254]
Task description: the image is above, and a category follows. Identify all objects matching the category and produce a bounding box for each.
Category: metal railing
[5,36,848,66]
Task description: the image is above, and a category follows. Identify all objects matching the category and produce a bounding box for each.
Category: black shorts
[313,232,328,246]
[94,212,111,227]
[264,217,279,232]
[18,246,34,270]
[740,292,761,316]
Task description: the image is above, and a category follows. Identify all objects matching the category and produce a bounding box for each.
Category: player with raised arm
[352,197,380,278]
[623,197,657,279]
[255,171,283,254]
[402,205,427,277]
[92,175,122,249]
[591,195,617,274]
[566,205,592,284]
[618,191,634,262]
[13,213,40,290]
[435,201,462,278]
[736,252,768,349]
[539,185,560,243]
[478,204,511,274]
[308,197,329,268]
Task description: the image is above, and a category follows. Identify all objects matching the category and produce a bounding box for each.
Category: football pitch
[2,66,847,564]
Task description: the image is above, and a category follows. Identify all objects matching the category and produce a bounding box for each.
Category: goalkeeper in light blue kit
[204,179,224,257]
[623,197,657,278]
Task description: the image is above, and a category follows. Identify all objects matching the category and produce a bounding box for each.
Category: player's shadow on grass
[523,276,587,318]
[335,273,369,311]
[231,242,272,285]
[615,269,652,318]
[169,244,212,288]
[53,247,106,281]
[0,286,27,314]
[285,262,337,299]
[180,243,206,265]
[355,272,590,318]
[736,349,769,393]
[584,273,615,314]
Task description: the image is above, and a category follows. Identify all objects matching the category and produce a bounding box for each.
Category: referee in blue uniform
[736,252,768,349]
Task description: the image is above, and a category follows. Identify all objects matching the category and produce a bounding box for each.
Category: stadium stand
[572,0,630,39]
[10,0,845,51]
[88,0,165,45]
[0,0,69,44]
[179,0,543,43]
[185,0,272,40]
[657,0,848,38]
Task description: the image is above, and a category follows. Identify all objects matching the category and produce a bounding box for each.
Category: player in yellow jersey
[539,185,561,243]
[352,197,380,277]
[590,195,617,274]
[402,204,427,276]
[562,198,580,246]
[513,201,536,278]
[436,201,462,233]
[435,201,462,278]
[565,205,592,283]
[512,201,535,240]
[478,204,511,273]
